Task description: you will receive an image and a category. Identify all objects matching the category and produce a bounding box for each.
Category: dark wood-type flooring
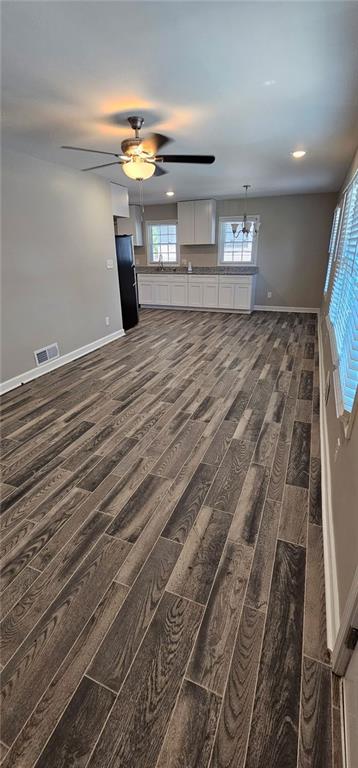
[0,308,340,767]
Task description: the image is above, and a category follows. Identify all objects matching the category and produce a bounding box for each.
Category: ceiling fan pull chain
[139,179,144,213]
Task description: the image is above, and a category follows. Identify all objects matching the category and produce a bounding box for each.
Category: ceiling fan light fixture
[122,157,155,181]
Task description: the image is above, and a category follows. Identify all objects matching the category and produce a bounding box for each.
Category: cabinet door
[110,184,129,217]
[188,281,203,307]
[178,201,195,244]
[194,200,216,244]
[138,280,154,305]
[203,281,218,307]
[156,281,170,305]
[218,283,235,309]
[234,280,252,310]
[170,281,188,306]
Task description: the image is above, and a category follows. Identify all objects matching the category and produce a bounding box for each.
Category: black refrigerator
[115,235,139,331]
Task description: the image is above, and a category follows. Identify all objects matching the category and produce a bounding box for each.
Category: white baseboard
[140,303,250,314]
[141,303,319,314]
[0,329,126,395]
[254,304,319,313]
[317,317,340,651]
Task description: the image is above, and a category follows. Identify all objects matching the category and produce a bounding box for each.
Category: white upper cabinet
[178,201,195,244]
[110,183,129,218]
[178,199,216,245]
[194,200,216,244]
[115,205,143,245]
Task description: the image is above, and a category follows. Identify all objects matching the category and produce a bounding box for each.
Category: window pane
[149,223,177,263]
[220,220,256,263]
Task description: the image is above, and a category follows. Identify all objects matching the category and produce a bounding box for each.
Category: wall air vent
[34,343,60,366]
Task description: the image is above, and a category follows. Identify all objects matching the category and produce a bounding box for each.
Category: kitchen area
[112,186,258,322]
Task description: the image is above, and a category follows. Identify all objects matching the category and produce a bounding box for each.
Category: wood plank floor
[0,308,335,767]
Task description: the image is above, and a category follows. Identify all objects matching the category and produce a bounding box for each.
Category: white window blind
[329,175,358,413]
[324,205,341,294]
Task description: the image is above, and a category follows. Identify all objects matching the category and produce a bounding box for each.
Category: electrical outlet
[267,291,272,299]
[106,259,114,270]
[105,316,110,326]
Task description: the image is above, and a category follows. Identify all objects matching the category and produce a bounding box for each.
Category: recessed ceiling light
[166,191,175,197]
[264,79,276,86]
[291,150,306,159]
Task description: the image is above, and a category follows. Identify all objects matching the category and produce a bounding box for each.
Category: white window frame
[218,216,260,265]
[324,205,341,295]
[146,220,179,265]
[326,170,358,437]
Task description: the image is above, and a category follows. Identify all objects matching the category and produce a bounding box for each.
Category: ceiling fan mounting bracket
[127,116,144,136]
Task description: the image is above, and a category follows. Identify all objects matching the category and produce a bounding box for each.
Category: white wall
[1,149,123,383]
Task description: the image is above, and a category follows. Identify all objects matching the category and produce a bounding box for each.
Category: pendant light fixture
[231,185,260,238]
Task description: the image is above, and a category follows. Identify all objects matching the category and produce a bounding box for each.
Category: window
[328,172,358,419]
[218,217,259,264]
[147,222,178,263]
[324,206,341,294]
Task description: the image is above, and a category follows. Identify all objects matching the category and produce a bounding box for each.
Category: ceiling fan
[62,116,215,181]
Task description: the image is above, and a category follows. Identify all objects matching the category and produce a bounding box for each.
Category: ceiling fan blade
[141,133,172,155]
[157,154,215,164]
[62,145,120,157]
[154,164,168,176]
[82,161,121,171]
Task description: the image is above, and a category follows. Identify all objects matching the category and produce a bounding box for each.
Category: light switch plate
[106,259,114,269]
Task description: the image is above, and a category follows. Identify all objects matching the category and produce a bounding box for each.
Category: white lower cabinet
[203,282,219,308]
[234,282,252,310]
[156,281,170,305]
[137,272,255,312]
[219,277,253,311]
[218,282,235,309]
[138,279,155,305]
[170,279,188,306]
[188,281,203,307]
[188,276,218,308]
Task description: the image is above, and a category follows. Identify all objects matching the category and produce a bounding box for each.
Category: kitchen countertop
[135,265,258,275]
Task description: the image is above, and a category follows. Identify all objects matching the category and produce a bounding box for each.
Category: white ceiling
[2,1,358,204]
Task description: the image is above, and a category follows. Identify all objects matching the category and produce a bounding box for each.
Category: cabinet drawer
[219,276,251,286]
[188,274,218,283]
[137,274,157,283]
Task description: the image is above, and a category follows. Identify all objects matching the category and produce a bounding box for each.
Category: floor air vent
[34,343,60,366]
